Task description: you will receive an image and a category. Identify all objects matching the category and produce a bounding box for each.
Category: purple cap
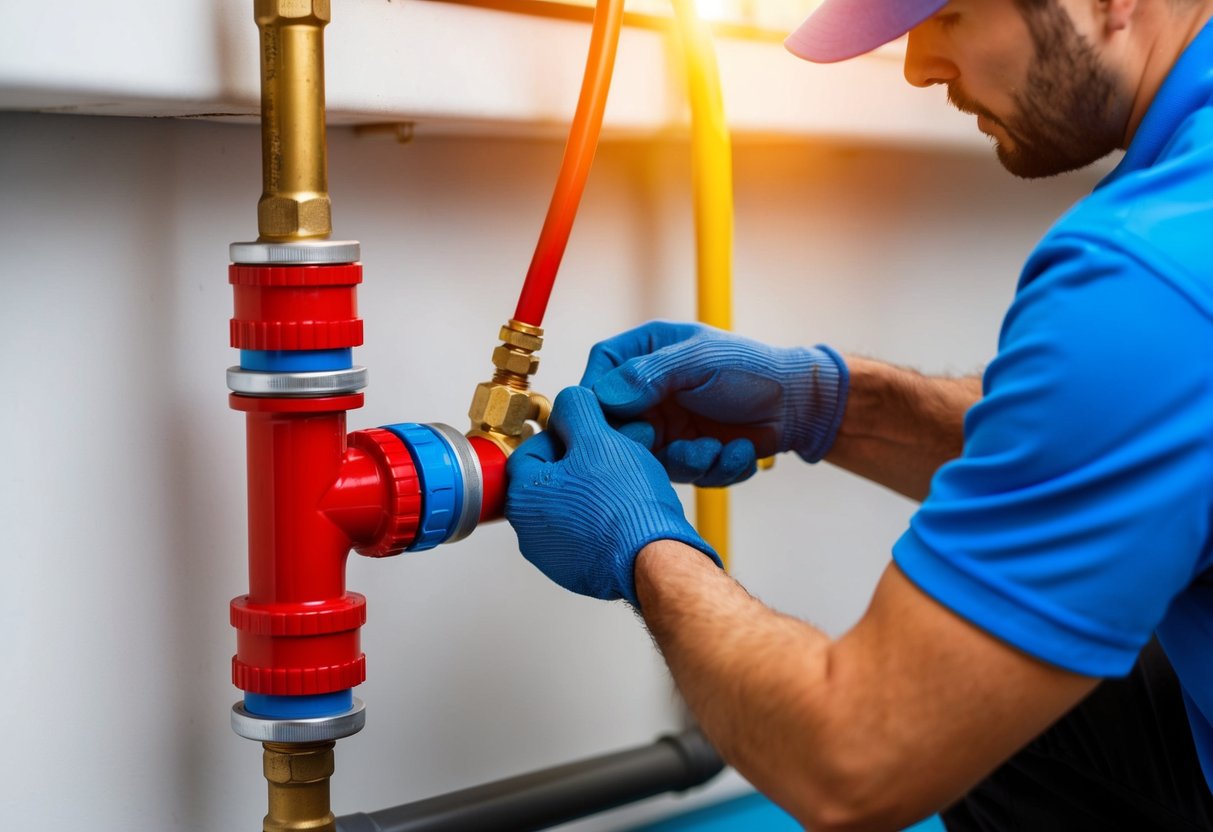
[784,0,947,63]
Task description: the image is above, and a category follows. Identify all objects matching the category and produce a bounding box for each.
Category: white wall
[0,112,1102,830]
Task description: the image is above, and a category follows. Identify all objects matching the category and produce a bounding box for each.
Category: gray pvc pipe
[335,728,724,832]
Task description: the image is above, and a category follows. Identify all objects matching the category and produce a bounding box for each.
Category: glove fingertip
[666,437,722,484]
[579,352,614,388]
[591,369,652,414]
[549,386,614,448]
[618,421,656,450]
[720,438,759,484]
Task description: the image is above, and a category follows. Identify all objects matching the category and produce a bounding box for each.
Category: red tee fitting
[228,261,511,700]
[230,262,383,698]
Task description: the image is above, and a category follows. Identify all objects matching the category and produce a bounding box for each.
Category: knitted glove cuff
[782,344,851,464]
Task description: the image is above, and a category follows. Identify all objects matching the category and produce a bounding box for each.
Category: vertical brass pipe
[263,742,337,832]
[255,0,333,241]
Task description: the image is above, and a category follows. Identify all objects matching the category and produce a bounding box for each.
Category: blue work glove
[580,321,849,486]
[506,386,722,607]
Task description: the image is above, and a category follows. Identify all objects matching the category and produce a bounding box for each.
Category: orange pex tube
[512,0,625,328]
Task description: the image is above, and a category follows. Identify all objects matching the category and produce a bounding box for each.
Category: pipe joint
[232,699,366,743]
[229,262,363,353]
[261,740,338,832]
[229,254,369,705]
[231,593,367,697]
[341,429,421,557]
[255,0,331,25]
[345,423,505,556]
[468,320,550,453]
[228,366,368,398]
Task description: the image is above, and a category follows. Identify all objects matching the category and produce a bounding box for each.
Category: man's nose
[904,26,959,87]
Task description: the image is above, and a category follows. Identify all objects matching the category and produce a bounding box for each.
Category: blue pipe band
[383,422,462,551]
[240,349,353,372]
[244,689,354,719]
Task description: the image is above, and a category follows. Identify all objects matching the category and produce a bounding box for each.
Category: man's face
[905,0,1126,178]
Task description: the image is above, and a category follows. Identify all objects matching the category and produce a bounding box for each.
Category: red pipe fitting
[230,263,363,351]
[228,260,512,702]
[345,428,422,557]
[469,435,508,522]
[229,262,381,698]
[230,394,368,695]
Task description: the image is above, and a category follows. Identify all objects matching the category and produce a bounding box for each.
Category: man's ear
[1101,0,1135,34]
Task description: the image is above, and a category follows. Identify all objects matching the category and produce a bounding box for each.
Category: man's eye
[936,12,961,30]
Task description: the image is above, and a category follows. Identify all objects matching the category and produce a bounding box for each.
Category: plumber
[504,0,1213,827]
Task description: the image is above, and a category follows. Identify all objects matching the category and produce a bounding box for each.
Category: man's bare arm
[826,357,982,501]
[635,540,1097,832]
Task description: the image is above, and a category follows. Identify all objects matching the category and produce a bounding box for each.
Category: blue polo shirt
[892,21,1213,783]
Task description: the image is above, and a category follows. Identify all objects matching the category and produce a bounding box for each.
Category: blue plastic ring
[383,423,463,551]
[244,689,354,719]
[241,349,353,372]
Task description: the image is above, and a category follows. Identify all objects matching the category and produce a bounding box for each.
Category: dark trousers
[943,638,1213,831]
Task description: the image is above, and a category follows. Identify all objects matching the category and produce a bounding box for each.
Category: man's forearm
[635,540,854,828]
[634,539,1096,831]
[826,357,981,500]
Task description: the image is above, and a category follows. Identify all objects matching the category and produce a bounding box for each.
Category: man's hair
[1015,0,1200,16]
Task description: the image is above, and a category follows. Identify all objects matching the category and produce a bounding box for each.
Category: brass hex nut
[255,0,331,23]
[469,382,536,435]
[498,326,543,352]
[491,345,540,376]
[263,746,335,784]
[258,195,332,240]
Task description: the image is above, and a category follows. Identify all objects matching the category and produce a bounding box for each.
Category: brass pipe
[254,0,332,241]
[263,742,337,832]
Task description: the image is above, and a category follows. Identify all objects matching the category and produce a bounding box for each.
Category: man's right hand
[580,321,850,486]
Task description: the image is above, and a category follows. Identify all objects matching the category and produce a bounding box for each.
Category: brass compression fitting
[255,0,332,241]
[468,320,552,453]
[262,742,337,832]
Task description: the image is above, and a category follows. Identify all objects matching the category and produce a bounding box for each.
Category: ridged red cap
[230,593,368,695]
[232,656,367,696]
[348,428,423,557]
[230,593,367,636]
[229,263,363,351]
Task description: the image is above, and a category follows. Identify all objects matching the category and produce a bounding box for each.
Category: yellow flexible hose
[668,0,735,570]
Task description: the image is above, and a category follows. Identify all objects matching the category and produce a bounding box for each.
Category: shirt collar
[1100,17,1213,188]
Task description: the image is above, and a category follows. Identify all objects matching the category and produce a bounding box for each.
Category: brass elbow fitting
[254,0,333,241]
[468,320,551,454]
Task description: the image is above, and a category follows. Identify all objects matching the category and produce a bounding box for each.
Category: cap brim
[784,0,947,63]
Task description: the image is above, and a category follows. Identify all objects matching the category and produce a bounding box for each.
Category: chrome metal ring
[427,423,483,544]
[227,366,368,397]
[230,698,366,743]
[229,240,361,265]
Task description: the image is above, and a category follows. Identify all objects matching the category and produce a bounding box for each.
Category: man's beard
[950,1,1124,178]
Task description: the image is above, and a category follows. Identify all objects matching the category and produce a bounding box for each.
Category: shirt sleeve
[893,233,1213,677]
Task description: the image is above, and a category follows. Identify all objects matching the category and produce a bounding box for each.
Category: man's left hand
[505,386,722,606]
